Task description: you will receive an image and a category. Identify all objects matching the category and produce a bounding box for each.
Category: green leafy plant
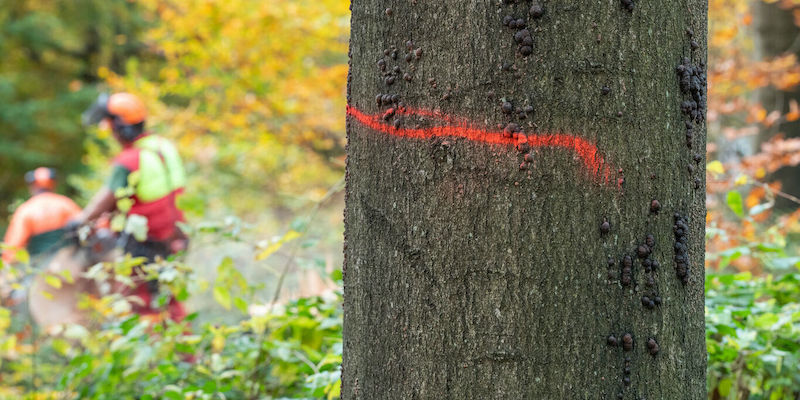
[706,271,800,400]
[0,237,342,400]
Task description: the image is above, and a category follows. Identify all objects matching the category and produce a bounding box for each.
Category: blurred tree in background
[0,0,149,222]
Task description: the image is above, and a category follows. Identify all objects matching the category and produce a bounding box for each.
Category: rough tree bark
[344,1,706,399]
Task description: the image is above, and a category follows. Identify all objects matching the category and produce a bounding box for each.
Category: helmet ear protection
[110,116,144,142]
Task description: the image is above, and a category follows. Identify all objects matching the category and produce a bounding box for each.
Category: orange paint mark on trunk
[346,105,617,187]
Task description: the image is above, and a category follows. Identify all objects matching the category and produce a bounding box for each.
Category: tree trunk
[754,1,800,208]
[343,1,707,399]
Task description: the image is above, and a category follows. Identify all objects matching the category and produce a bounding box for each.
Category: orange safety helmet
[82,93,147,142]
[24,167,57,190]
[107,93,147,125]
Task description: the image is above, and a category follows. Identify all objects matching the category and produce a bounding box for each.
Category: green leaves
[212,256,248,312]
[37,280,342,399]
[213,285,231,310]
[726,190,745,217]
[753,312,779,329]
[0,0,149,219]
[707,272,800,399]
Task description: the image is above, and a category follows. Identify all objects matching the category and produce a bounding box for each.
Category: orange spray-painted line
[346,105,617,186]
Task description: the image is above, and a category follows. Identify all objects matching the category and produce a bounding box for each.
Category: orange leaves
[763,54,800,90]
[743,136,800,175]
[778,207,800,231]
[746,186,766,209]
[708,0,800,131]
[716,54,800,95]
[713,54,800,128]
[787,99,800,121]
[707,0,800,274]
[747,105,768,124]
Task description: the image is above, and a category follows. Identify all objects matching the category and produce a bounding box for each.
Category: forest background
[0,0,799,399]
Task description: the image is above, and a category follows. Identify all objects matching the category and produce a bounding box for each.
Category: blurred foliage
[0,230,342,400]
[98,0,350,221]
[0,0,149,221]
[707,0,800,272]
[706,272,800,399]
[706,0,800,398]
[0,2,351,396]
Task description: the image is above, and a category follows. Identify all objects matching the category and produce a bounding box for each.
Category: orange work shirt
[2,192,81,263]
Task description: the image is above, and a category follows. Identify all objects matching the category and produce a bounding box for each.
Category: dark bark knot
[622,333,633,351]
[647,337,660,355]
[502,13,534,56]
[673,213,690,284]
[600,219,611,234]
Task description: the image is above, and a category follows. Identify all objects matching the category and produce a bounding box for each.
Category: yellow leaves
[60,268,75,285]
[208,325,239,353]
[709,0,750,51]
[160,67,181,83]
[179,335,202,345]
[256,230,302,261]
[211,334,225,353]
[230,113,248,129]
[0,308,10,333]
[102,0,350,219]
[14,249,30,265]
[0,336,18,358]
[708,160,726,177]
[44,274,62,289]
[97,66,111,79]
[712,26,739,48]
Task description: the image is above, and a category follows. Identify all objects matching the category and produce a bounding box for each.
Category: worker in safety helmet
[75,92,187,321]
[2,168,81,264]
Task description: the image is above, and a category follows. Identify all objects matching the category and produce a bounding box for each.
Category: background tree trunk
[344,1,706,399]
[754,1,800,208]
